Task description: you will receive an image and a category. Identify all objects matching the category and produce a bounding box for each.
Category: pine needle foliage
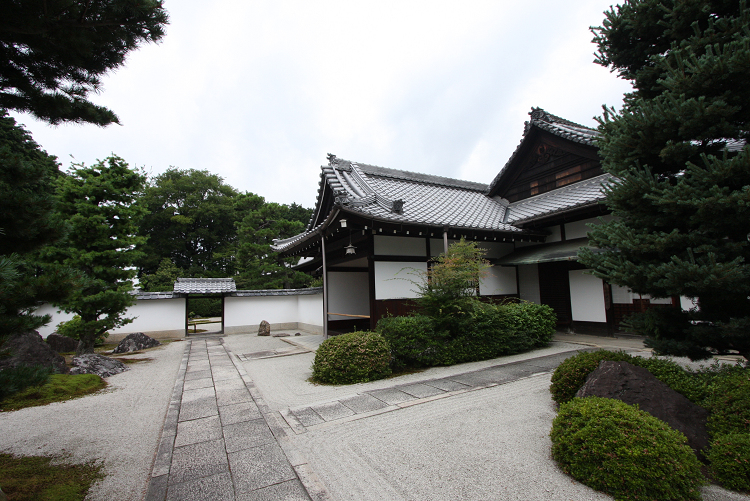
[581,0,750,360]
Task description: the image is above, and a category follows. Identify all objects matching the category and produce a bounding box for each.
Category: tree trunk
[76,336,95,355]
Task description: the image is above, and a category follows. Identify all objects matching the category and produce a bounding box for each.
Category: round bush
[707,433,750,491]
[551,397,704,501]
[311,331,391,384]
[703,368,750,438]
[376,315,444,369]
[498,302,556,347]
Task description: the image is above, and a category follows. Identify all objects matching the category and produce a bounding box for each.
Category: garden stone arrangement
[113,332,161,354]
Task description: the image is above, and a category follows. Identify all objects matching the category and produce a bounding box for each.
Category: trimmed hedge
[707,433,750,491]
[311,331,391,384]
[376,301,556,369]
[703,368,750,438]
[551,397,704,501]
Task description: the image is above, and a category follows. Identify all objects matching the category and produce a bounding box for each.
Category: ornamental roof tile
[506,173,612,224]
[173,278,237,294]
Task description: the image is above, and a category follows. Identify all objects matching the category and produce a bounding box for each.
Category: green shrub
[551,397,704,501]
[707,433,750,491]
[703,368,750,438]
[56,316,106,346]
[550,350,636,404]
[0,365,52,401]
[550,349,718,405]
[376,315,445,369]
[311,331,391,384]
[188,297,222,318]
[498,301,556,348]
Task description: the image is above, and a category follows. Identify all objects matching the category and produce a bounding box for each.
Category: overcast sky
[11,0,632,209]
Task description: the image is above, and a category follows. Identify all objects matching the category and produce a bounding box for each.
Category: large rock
[113,332,161,354]
[576,360,710,456]
[46,333,79,354]
[0,331,68,374]
[258,320,271,336]
[69,354,128,378]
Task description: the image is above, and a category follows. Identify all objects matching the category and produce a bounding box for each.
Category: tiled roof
[174,278,237,294]
[506,173,612,224]
[135,291,184,300]
[487,108,599,196]
[231,287,322,297]
[272,156,530,253]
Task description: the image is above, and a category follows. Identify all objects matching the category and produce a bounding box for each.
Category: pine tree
[0,111,74,339]
[580,0,750,360]
[0,0,168,125]
[48,156,147,354]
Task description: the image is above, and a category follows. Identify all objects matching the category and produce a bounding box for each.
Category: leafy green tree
[139,257,183,292]
[47,155,147,354]
[580,0,750,360]
[235,199,312,289]
[137,168,239,278]
[1,0,168,125]
[414,238,490,320]
[0,112,74,339]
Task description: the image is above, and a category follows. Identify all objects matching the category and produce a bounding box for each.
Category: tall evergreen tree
[0,111,73,339]
[580,0,750,360]
[48,156,147,354]
[1,0,168,125]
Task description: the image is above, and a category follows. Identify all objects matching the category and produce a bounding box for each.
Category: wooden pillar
[443,227,449,254]
[321,235,328,338]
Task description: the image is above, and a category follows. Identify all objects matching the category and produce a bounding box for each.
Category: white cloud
[10,0,633,209]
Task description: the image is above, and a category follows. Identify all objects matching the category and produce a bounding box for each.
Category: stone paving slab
[229,443,298,494]
[146,339,322,501]
[281,350,595,434]
[367,387,416,405]
[219,402,263,426]
[174,415,223,448]
[309,401,356,422]
[339,393,389,414]
[397,383,447,399]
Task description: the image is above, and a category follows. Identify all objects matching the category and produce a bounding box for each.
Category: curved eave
[273,205,546,256]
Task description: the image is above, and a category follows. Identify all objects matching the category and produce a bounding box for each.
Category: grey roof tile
[174,278,237,294]
[506,173,612,224]
[231,287,322,297]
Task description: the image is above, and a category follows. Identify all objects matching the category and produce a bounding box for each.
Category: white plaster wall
[429,238,459,256]
[680,296,698,311]
[374,261,426,300]
[564,215,614,240]
[479,265,517,295]
[476,242,515,259]
[110,298,185,335]
[327,272,369,318]
[611,285,673,305]
[374,235,426,256]
[35,299,186,338]
[518,264,541,304]
[298,293,324,326]
[35,304,75,338]
[224,295,299,327]
[568,269,607,323]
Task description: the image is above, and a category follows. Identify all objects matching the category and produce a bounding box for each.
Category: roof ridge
[527,107,595,131]
[356,163,488,191]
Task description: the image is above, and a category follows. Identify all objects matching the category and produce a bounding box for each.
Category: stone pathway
[145,338,329,501]
[281,350,594,434]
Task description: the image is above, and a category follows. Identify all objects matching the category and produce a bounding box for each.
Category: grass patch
[0,374,106,412]
[0,454,103,501]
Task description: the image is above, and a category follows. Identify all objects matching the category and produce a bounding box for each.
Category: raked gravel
[0,340,184,501]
